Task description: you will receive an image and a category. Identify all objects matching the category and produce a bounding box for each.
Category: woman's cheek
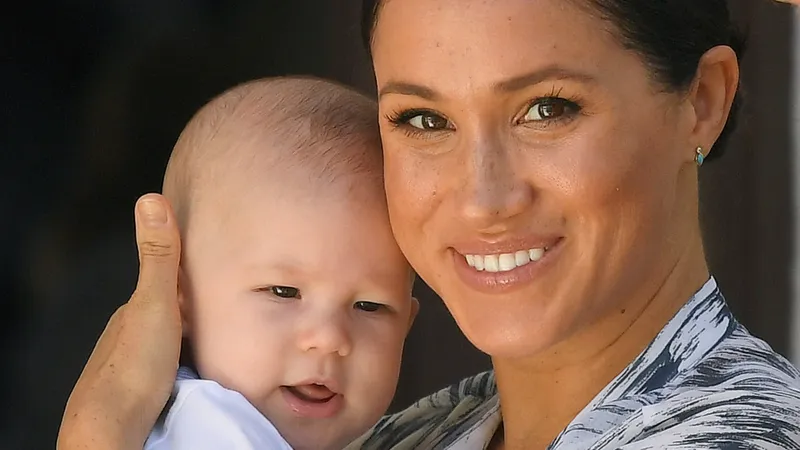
[385,149,438,223]
[384,151,445,271]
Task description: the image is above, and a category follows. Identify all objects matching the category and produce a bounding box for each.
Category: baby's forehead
[188,186,410,288]
[188,139,383,206]
[187,157,389,238]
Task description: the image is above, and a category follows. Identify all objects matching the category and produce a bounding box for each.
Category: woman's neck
[490,241,709,450]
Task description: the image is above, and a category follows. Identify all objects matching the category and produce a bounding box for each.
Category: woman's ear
[686,45,740,158]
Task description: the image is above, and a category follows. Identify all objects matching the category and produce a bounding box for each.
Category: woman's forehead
[370,0,653,107]
[373,0,607,46]
[371,0,625,88]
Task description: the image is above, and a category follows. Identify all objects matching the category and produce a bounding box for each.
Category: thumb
[133,193,181,305]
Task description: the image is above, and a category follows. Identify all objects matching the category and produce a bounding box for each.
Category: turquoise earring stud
[695,146,705,167]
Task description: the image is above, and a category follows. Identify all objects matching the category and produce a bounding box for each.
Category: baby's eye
[523,98,579,122]
[354,301,385,313]
[268,286,300,299]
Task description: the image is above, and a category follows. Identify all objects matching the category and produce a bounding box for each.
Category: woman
[59,0,800,449]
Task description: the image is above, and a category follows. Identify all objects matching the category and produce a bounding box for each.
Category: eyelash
[521,87,583,126]
[384,86,584,139]
[254,285,301,299]
[385,108,444,140]
[354,301,386,313]
[254,286,387,313]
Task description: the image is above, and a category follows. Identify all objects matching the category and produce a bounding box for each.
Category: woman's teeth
[465,248,546,272]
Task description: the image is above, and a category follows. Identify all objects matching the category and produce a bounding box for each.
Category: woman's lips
[452,237,564,293]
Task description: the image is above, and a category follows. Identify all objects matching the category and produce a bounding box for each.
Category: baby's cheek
[190,311,241,372]
[353,324,405,393]
[348,352,399,428]
[193,307,290,397]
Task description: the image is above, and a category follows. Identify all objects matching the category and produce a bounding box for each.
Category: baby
[144,77,418,450]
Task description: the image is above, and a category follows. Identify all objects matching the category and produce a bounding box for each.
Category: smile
[452,237,564,293]
[464,248,547,273]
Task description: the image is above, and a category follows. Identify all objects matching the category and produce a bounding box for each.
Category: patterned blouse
[347,278,800,449]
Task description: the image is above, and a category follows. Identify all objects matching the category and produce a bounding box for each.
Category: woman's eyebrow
[378,81,438,100]
[494,65,598,93]
[378,65,597,100]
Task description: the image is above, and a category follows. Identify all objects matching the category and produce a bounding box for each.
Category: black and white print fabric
[348,278,800,449]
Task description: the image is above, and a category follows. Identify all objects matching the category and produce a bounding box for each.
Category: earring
[695,146,705,167]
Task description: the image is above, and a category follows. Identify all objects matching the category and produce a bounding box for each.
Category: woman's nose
[457,137,535,232]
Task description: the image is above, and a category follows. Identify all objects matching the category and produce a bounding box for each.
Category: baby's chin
[278,422,366,450]
[255,393,378,450]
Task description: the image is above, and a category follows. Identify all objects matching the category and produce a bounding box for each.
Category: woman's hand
[57,194,183,450]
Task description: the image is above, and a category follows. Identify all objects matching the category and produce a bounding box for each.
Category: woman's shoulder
[346,371,500,450]
[629,324,800,448]
[622,381,800,448]
[557,320,800,449]
[676,321,800,392]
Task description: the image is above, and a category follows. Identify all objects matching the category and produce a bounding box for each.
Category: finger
[133,193,181,306]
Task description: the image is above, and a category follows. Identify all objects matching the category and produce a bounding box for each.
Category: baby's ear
[407,296,420,332]
[177,267,192,336]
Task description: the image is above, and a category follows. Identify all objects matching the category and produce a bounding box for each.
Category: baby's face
[180,184,416,450]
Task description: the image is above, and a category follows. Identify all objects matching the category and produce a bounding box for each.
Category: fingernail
[138,197,167,226]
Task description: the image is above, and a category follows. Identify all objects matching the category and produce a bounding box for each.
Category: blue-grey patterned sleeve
[615,388,800,449]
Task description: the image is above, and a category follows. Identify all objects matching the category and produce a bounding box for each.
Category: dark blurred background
[2,1,797,449]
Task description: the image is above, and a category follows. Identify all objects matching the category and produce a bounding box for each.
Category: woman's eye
[408,113,451,130]
[354,301,384,313]
[523,98,576,122]
[269,286,300,299]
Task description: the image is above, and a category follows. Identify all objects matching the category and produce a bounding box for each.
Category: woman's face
[372,0,714,359]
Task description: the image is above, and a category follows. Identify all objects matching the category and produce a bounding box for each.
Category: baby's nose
[296,313,353,357]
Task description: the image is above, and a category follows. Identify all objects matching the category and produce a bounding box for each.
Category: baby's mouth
[282,384,336,403]
[280,382,344,418]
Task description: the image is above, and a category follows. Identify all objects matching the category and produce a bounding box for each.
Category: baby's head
[163,77,418,450]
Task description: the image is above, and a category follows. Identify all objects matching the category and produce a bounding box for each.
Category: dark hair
[361,0,745,162]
